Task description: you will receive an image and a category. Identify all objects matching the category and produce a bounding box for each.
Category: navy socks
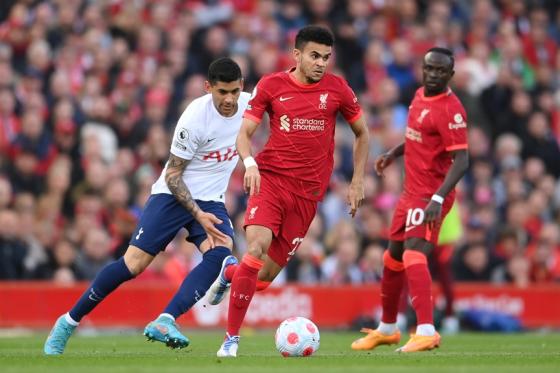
[163,247,230,319]
[68,257,134,322]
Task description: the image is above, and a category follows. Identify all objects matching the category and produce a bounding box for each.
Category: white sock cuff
[377,322,397,335]
[416,323,436,336]
[64,313,79,326]
[160,313,175,321]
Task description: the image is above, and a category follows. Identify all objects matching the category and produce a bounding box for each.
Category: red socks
[433,244,455,316]
[380,250,405,324]
[226,255,263,336]
[403,250,433,325]
[225,264,271,291]
[224,264,238,281]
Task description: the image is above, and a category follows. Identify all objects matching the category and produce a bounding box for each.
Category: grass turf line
[1,332,559,373]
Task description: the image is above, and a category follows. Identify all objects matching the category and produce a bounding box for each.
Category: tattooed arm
[165,154,202,217]
[165,153,228,247]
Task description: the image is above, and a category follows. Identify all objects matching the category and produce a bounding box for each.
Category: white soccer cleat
[217,333,240,357]
[207,255,238,305]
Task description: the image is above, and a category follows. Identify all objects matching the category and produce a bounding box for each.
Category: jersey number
[287,237,304,258]
[406,208,425,227]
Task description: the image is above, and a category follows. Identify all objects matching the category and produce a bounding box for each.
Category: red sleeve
[243,77,272,124]
[439,100,468,152]
[338,78,362,124]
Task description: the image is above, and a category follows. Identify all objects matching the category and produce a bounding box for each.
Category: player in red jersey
[351,47,469,353]
[215,25,369,357]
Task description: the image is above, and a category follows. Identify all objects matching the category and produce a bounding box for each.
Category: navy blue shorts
[129,194,234,256]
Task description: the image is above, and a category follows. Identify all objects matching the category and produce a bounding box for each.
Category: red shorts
[389,195,453,245]
[244,172,317,267]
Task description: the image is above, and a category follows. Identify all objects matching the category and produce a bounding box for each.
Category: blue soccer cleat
[207,255,238,305]
[144,314,190,349]
[217,333,240,357]
[44,314,77,355]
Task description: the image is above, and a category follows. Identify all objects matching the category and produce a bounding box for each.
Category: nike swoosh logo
[208,138,216,143]
[405,226,415,232]
[279,96,293,102]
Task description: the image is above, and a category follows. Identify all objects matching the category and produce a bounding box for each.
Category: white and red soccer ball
[275,317,320,357]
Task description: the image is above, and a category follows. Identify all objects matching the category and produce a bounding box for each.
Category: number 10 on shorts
[406,208,425,231]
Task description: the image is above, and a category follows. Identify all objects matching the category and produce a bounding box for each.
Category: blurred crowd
[1,0,560,289]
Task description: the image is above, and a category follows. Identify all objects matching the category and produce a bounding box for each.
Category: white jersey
[151,92,250,202]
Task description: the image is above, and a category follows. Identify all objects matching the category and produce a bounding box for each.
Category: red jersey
[244,68,362,201]
[403,87,468,199]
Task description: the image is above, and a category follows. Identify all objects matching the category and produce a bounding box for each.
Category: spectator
[453,242,501,282]
[359,243,384,283]
[0,175,13,209]
[0,0,560,288]
[75,227,112,280]
[0,209,28,279]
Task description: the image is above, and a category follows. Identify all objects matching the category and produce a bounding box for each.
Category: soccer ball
[275,317,320,357]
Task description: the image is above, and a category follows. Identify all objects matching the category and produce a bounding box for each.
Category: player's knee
[219,235,234,249]
[383,250,404,271]
[404,238,433,255]
[246,243,266,260]
[123,245,154,276]
[199,235,233,253]
[388,241,404,261]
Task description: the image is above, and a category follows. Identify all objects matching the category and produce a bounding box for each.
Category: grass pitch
[1,331,559,373]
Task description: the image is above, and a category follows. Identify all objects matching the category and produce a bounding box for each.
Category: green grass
[1,331,560,373]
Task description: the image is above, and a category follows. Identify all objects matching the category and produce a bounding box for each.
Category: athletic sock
[68,257,134,322]
[226,254,263,336]
[379,250,405,327]
[256,279,271,291]
[163,247,230,319]
[434,244,455,316]
[377,322,397,335]
[416,323,436,336]
[403,250,434,330]
[224,264,238,282]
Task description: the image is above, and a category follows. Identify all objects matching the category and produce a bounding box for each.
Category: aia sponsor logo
[203,147,238,162]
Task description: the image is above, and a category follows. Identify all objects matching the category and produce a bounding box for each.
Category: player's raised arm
[348,114,369,217]
[165,154,228,247]
[423,149,469,229]
[236,117,261,196]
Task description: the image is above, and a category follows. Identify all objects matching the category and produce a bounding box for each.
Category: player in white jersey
[44,58,248,354]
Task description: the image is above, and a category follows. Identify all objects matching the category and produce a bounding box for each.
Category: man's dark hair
[427,47,455,68]
[295,25,334,50]
[208,57,242,85]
